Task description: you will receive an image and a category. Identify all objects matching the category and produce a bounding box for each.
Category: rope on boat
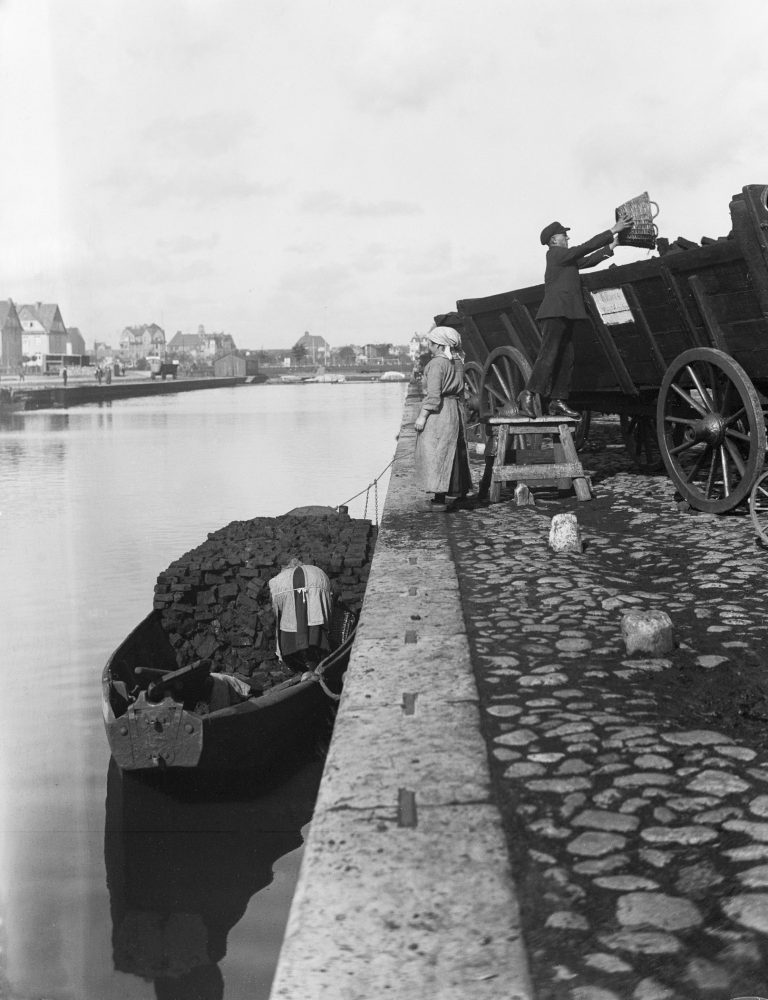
[317,672,342,701]
[336,458,394,526]
[312,625,358,701]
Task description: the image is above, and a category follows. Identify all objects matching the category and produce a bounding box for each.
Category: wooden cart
[443,183,768,518]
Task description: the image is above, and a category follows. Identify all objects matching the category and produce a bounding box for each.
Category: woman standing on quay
[414,326,473,509]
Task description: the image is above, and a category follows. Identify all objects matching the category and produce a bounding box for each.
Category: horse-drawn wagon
[442,183,768,528]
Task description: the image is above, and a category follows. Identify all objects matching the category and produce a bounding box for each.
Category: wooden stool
[485,416,592,503]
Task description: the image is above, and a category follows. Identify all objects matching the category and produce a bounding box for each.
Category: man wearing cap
[518,214,632,419]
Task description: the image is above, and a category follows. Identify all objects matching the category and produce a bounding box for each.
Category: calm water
[0,381,407,1000]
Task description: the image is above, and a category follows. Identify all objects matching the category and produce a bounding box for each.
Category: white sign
[591,288,634,326]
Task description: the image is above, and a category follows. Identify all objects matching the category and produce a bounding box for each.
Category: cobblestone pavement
[446,419,768,999]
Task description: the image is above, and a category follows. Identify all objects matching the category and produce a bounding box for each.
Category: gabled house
[119,323,166,362]
[0,300,23,369]
[296,331,329,364]
[167,330,238,360]
[167,332,203,358]
[201,332,237,358]
[17,302,68,356]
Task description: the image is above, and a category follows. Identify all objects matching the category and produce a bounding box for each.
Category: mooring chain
[337,457,394,526]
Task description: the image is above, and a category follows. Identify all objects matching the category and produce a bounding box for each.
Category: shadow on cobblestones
[445,416,768,1000]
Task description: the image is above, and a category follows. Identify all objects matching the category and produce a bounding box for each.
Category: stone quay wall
[268,379,532,999]
[0,375,248,411]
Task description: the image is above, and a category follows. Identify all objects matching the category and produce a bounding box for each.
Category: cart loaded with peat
[440,184,768,538]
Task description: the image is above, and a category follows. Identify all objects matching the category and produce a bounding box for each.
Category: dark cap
[540,221,570,245]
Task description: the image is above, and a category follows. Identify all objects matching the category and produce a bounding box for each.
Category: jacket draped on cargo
[414,355,472,495]
[269,563,333,660]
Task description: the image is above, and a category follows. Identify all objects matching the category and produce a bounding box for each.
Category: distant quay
[0,366,411,411]
[0,374,263,412]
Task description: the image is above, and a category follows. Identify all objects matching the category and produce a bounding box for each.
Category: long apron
[414,361,472,495]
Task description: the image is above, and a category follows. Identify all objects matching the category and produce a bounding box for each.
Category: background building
[167,328,237,361]
[66,327,86,356]
[294,331,329,365]
[0,300,23,370]
[18,302,68,356]
[213,352,245,377]
[119,323,166,363]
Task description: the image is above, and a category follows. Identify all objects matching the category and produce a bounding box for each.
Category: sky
[1,0,767,352]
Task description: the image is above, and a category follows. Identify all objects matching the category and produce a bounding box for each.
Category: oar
[146,659,211,702]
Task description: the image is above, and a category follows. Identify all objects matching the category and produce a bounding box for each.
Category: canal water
[0,380,407,1000]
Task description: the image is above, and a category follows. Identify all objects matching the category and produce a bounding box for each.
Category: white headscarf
[427,325,461,358]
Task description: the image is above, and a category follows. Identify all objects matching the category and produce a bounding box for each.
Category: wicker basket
[615,191,659,250]
[329,601,357,649]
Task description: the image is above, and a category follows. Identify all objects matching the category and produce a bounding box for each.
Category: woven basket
[616,191,659,250]
[329,602,357,650]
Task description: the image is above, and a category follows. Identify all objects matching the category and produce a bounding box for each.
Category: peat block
[152,511,377,681]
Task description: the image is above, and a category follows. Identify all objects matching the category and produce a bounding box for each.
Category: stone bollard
[548,512,582,553]
[621,609,674,656]
[515,484,535,507]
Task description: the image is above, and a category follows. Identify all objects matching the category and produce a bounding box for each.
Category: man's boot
[517,389,539,419]
[548,398,580,419]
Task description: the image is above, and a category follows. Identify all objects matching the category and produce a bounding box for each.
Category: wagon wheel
[657,348,767,513]
[573,409,592,451]
[462,361,485,444]
[749,470,768,544]
[480,346,538,417]
[620,414,663,472]
[463,361,484,421]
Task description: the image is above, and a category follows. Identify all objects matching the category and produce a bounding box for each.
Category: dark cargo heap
[151,511,375,691]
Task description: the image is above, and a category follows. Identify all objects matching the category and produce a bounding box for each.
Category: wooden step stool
[485,415,592,503]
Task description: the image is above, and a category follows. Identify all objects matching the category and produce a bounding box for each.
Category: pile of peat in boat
[152,508,375,690]
[103,509,376,774]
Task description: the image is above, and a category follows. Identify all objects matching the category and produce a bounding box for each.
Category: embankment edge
[268,381,533,999]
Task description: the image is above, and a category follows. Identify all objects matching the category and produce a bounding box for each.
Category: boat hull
[102,611,344,774]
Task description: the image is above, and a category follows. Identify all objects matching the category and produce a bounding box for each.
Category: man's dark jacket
[535,230,614,321]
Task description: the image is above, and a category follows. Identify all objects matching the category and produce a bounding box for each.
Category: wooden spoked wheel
[749,469,768,544]
[480,346,537,417]
[463,361,484,422]
[657,348,766,513]
[620,414,663,472]
[573,410,592,450]
[462,360,485,444]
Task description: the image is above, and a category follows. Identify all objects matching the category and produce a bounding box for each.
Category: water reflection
[0,410,72,432]
[104,758,323,1000]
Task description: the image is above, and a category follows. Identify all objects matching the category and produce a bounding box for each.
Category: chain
[338,456,394,527]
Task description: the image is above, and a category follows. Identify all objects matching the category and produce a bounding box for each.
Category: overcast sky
[1,0,766,351]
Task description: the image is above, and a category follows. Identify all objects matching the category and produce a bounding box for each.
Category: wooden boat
[102,608,355,774]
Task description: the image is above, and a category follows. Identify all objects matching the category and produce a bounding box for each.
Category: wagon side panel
[457,289,536,370]
[657,255,768,390]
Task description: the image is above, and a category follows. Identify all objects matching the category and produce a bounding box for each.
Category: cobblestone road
[446,419,768,1000]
